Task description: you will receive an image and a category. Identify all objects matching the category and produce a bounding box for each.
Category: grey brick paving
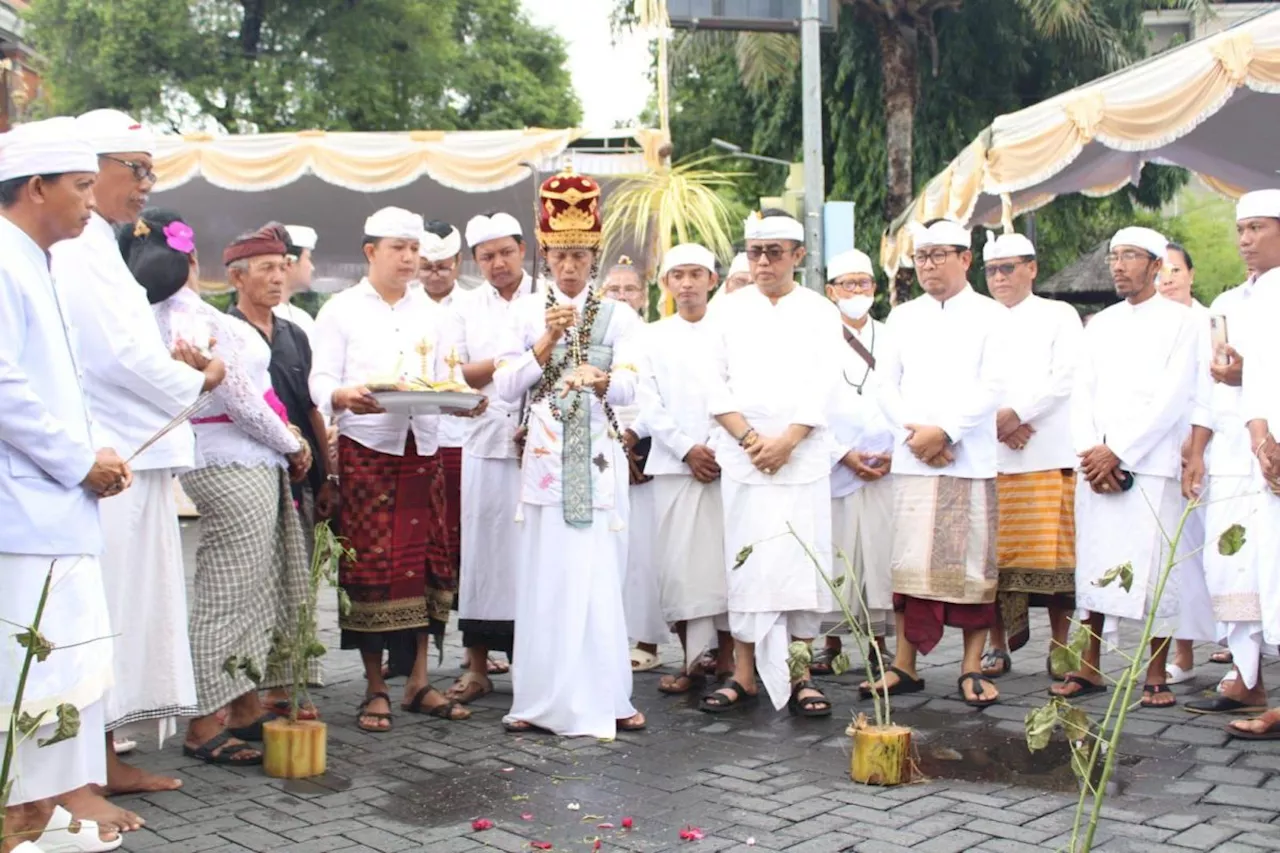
[95,524,1280,852]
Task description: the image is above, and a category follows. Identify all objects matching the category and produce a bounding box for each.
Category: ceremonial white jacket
[638,313,720,476]
[52,213,203,472]
[1191,283,1255,476]
[0,217,101,556]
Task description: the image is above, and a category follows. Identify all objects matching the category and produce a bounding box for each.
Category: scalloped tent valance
[880,8,1280,277]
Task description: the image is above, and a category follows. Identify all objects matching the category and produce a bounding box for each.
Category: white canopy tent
[880,7,1280,276]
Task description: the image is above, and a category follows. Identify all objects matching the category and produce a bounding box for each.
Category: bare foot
[618,711,646,731]
[103,751,183,794]
[59,785,144,833]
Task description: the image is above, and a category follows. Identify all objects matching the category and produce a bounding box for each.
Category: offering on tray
[366,344,483,414]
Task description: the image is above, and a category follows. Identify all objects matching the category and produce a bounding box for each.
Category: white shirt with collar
[829,323,895,498]
[273,302,316,341]
[1072,292,1198,479]
[428,283,478,449]
[1194,280,1255,476]
[310,278,450,457]
[996,292,1083,474]
[706,284,844,486]
[0,216,101,556]
[443,273,535,459]
[52,212,203,471]
[638,312,719,476]
[875,284,1010,479]
[1240,267,1280,446]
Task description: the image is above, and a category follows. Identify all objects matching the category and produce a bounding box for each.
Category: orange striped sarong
[995,469,1076,652]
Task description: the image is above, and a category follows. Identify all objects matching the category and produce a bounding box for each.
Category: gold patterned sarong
[995,469,1076,651]
[890,475,997,605]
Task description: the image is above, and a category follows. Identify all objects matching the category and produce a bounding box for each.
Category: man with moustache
[51,109,225,825]
[976,232,1082,683]
[866,219,1009,708]
[1054,226,1198,708]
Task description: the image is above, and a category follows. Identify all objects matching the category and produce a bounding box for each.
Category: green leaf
[1024,702,1059,752]
[1094,561,1134,593]
[830,651,852,676]
[830,574,846,590]
[306,642,327,658]
[1,777,12,809]
[37,703,80,748]
[731,545,753,571]
[1218,523,1247,557]
[15,710,47,737]
[786,640,812,682]
[1061,705,1091,746]
[1049,621,1089,678]
[223,655,240,678]
[240,657,263,685]
[15,629,54,662]
[337,588,353,617]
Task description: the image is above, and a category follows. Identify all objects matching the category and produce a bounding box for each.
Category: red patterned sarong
[337,434,453,641]
[440,446,462,573]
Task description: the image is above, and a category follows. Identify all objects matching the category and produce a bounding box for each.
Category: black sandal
[788,679,832,717]
[1140,683,1176,707]
[183,730,263,766]
[402,686,470,720]
[980,649,1012,679]
[809,647,836,675]
[958,672,999,708]
[859,665,924,699]
[699,678,759,713]
[1050,675,1107,698]
[357,691,393,732]
[226,711,280,742]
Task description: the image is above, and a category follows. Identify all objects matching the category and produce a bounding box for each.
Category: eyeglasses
[912,248,959,267]
[1106,249,1154,265]
[830,277,875,292]
[983,260,1027,278]
[420,260,456,276]
[746,246,792,262]
[101,155,157,184]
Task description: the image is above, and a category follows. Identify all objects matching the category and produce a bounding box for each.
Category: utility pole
[800,0,825,292]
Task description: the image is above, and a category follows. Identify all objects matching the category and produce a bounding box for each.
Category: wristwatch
[326,473,340,485]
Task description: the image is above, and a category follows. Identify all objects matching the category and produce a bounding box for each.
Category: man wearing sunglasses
[1056,226,1199,708]
[976,232,1082,686]
[866,218,1010,709]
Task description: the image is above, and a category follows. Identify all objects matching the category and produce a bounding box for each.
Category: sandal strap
[359,691,392,711]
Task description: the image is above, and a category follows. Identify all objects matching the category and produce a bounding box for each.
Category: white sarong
[622,480,669,646]
[1174,500,1215,644]
[1204,473,1268,687]
[459,454,523,623]
[722,476,833,710]
[99,469,197,743]
[827,478,894,637]
[651,475,728,670]
[0,555,113,804]
[1075,473,1183,641]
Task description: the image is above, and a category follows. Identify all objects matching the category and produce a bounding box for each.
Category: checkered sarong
[180,465,319,714]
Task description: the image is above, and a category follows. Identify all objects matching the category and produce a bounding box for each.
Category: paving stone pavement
[109,522,1280,852]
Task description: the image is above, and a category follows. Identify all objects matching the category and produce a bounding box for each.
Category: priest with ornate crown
[492,169,648,738]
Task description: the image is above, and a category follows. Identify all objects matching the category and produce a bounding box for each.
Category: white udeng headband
[1237,189,1280,222]
[1110,226,1167,258]
[982,231,1036,262]
[744,215,804,242]
[420,227,462,261]
[825,249,874,281]
[465,212,523,248]
[908,219,970,249]
[660,243,716,276]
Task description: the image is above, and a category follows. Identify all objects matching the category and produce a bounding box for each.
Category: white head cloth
[1237,189,1280,221]
[728,252,750,277]
[364,207,423,240]
[75,109,156,156]
[0,118,98,181]
[285,225,318,251]
[983,231,1036,261]
[826,249,874,281]
[1110,226,1168,258]
[465,212,523,248]
[744,213,804,242]
[660,243,716,277]
[420,226,462,262]
[909,219,971,249]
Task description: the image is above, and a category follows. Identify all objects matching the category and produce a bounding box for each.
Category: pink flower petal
[522,813,535,821]
[531,843,553,850]
[621,817,634,830]
[593,841,602,851]
[597,823,615,829]
[472,819,494,831]
[679,826,705,841]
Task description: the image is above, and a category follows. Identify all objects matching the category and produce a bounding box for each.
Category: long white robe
[1175,300,1215,644]
[493,284,643,737]
[707,285,841,709]
[616,392,669,648]
[1072,293,1198,639]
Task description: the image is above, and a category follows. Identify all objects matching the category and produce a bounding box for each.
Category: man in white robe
[869,219,1009,708]
[704,211,840,717]
[977,232,1082,682]
[276,224,318,340]
[443,212,534,704]
[51,109,226,819]
[492,170,647,737]
[816,249,894,678]
[1055,226,1198,708]
[0,118,131,850]
[638,244,732,693]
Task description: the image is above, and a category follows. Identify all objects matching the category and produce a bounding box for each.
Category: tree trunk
[873,13,920,306]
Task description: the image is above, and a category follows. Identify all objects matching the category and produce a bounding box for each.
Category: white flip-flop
[1166,664,1197,685]
[111,737,136,755]
[39,806,122,853]
[13,842,48,853]
[1217,670,1239,694]
[630,648,661,672]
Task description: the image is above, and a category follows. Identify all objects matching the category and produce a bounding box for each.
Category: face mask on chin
[837,294,874,321]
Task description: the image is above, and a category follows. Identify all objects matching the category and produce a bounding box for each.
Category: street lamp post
[799,0,825,292]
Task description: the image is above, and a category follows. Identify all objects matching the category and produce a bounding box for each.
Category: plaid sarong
[180,465,318,714]
[995,470,1076,651]
[440,446,462,573]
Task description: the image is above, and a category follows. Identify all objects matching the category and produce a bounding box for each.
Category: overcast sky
[520,0,653,130]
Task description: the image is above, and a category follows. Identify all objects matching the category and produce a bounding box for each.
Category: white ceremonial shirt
[0,217,101,556]
[707,284,844,486]
[1240,268,1280,440]
[829,338,896,499]
[53,213,203,471]
[430,285,477,450]
[493,285,643,509]
[310,279,452,457]
[1193,281,1255,475]
[274,302,316,341]
[638,313,720,476]
[1072,293,1198,479]
[443,273,536,459]
[997,293,1082,474]
[875,285,1010,479]
[155,288,301,470]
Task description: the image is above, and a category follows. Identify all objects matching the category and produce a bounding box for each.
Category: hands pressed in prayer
[995,407,1022,441]
[333,385,386,415]
[315,480,340,520]
[172,339,227,392]
[83,448,133,497]
[1002,423,1035,451]
[559,364,608,397]
[746,434,796,476]
[1079,444,1122,493]
[1210,344,1243,387]
[544,304,578,339]
[905,424,950,465]
[683,444,721,483]
[842,450,890,481]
